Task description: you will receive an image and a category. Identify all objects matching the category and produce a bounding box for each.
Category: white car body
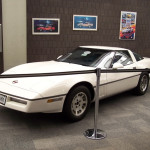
[0,46,150,117]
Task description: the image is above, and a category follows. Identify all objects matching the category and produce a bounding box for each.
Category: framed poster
[119,11,137,40]
[32,18,60,35]
[73,15,98,31]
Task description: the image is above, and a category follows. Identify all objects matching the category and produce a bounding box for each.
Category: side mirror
[112,63,124,69]
[57,55,63,60]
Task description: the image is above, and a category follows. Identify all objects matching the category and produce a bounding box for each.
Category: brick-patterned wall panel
[27,0,150,62]
[0,0,3,73]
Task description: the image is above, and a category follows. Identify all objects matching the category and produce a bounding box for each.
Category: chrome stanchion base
[84,129,106,140]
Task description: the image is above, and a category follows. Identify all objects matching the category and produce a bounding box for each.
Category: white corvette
[0,46,150,121]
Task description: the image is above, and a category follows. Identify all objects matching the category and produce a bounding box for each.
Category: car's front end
[0,59,95,114]
[0,78,66,113]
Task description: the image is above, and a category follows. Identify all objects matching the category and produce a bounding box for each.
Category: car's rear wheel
[134,73,149,95]
[63,86,91,122]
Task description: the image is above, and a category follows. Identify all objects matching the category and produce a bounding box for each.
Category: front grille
[10,97,27,105]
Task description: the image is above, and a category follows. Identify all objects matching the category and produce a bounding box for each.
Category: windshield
[57,47,110,66]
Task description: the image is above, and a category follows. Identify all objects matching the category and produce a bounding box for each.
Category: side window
[112,51,133,66]
[133,52,143,61]
[98,52,115,68]
[104,58,113,68]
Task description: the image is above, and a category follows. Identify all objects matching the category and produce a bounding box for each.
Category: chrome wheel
[63,86,91,121]
[140,75,149,92]
[133,73,149,95]
[71,92,88,117]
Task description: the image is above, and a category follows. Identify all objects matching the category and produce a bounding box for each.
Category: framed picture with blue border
[32,18,60,35]
[73,15,98,31]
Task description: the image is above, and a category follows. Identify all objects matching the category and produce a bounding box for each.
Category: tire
[134,73,149,95]
[63,86,91,122]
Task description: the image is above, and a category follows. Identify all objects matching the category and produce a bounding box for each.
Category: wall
[27,0,150,62]
[2,0,27,71]
[0,0,3,73]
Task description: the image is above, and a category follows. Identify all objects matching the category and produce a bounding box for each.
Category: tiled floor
[0,86,150,150]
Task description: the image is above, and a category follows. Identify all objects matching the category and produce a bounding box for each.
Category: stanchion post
[84,68,107,140]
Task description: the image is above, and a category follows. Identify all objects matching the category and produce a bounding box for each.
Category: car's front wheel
[134,73,149,95]
[63,86,91,122]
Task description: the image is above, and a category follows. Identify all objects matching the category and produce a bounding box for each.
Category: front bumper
[0,92,66,113]
[0,80,66,113]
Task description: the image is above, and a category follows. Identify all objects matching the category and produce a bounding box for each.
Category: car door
[96,52,115,99]
[106,51,140,97]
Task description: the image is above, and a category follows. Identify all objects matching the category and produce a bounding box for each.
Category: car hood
[0,61,94,97]
[3,61,92,74]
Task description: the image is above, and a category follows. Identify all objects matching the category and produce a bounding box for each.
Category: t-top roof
[80,46,130,51]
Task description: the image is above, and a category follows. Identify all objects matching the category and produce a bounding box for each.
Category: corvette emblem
[12,80,18,84]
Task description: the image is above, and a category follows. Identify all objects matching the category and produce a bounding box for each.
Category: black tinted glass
[133,52,143,61]
[58,48,110,66]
